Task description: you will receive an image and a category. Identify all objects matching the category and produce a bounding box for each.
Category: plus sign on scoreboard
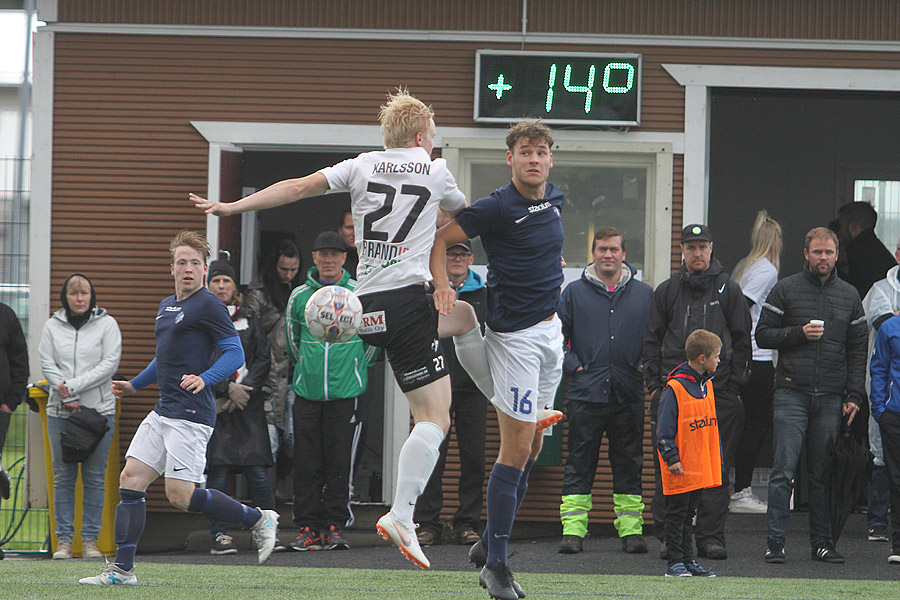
[474,50,641,127]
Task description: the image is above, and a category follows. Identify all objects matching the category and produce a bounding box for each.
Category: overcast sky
[0,10,32,86]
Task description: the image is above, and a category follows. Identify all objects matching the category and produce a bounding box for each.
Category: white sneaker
[536,407,563,432]
[82,539,103,559]
[79,563,137,586]
[376,512,430,569]
[251,508,279,565]
[52,540,73,560]
[729,487,767,513]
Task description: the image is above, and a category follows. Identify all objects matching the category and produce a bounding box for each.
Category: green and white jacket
[285,268,379,401]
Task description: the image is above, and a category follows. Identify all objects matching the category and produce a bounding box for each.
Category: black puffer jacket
[755,266,867,405]
[643,259,751,395]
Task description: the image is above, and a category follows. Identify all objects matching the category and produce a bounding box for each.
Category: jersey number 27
[363,183,431,243]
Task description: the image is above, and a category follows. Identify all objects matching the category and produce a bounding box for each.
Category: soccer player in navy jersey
[190,91,497,569]
[79,231,278,586]
[431,120,564,600]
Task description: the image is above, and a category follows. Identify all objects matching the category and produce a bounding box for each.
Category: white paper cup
[810,319,824,327]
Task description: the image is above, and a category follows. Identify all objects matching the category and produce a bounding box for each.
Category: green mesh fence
[0,406,50,553]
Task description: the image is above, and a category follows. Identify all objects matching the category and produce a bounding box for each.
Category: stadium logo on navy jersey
[175,312,184,324]
[528,201,552,213]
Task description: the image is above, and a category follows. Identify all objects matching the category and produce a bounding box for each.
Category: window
[855,180,900,248]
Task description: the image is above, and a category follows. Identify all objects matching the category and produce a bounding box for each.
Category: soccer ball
[304,285,363,343]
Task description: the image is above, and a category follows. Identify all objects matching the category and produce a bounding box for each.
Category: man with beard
[643,224,751,561]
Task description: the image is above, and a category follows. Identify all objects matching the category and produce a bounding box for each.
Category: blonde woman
[730,211,782,513]
[40,274,122,559]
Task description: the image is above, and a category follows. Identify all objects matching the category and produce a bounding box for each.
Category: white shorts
[126,410,213,483]
[485,315,564,423]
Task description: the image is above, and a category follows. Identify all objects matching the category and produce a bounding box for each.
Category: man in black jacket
[836,201,895,300]
[756,227,867,565]
[0,302,27,499]
[643,224,752,560]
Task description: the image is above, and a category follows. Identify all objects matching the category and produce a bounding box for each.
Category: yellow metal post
[31,380,120,557]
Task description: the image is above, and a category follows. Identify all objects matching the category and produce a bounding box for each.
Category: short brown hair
[685,329,722,362]
[169,230,210,263]
[804,226,839,251]
[592,227,625,252]
[505,119,554,152]
[378,89,434,149]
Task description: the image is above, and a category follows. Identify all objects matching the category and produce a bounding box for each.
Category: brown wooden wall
[57,0,900,41]
[48,26,900,518]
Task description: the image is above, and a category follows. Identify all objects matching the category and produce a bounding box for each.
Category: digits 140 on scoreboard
[474,50,641,127]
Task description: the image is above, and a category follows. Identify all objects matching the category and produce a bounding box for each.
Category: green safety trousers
[560,493,644,538]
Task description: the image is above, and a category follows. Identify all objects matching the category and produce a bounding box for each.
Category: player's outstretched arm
[189,172,330,217]
[431,220,470,316]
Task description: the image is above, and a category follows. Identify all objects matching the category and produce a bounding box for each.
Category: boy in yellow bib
[656,329,723,578]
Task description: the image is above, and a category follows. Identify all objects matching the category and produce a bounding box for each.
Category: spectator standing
[756,227,866,564]
[860,237,900,543]
[204,260,276,556]
[41,274,116,560]
[868,312,900,564]
[656,329,722,578]
[338,209,359,277]
[415,240,487,547]
[244,240,302,493]
[285,231,378,552]
[0,298,27,502]
[835,201,895,300]
[729,210,782,513]
[643,224,752,560]
[557,227,652,555]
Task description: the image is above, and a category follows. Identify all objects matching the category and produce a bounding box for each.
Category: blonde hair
[685,329,722,362]
[378,89,434,149]
[805,226,839,251]
[732,210,783,283]
[169,230,210,263]
[65,275,91,294]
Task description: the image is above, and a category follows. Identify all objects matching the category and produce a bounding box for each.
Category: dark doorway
[708,88,900,277]
[241,149,387,505]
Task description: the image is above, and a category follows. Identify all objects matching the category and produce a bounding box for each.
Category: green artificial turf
[0,562,894,600]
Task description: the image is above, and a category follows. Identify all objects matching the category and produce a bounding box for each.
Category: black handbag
[60,407,110,463]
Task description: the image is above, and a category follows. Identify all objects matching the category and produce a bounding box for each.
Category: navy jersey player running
[190,90,499,569]
[431,120,564,600]
[79,231,278,586]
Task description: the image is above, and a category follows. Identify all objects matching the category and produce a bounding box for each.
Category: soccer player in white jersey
[190,90,494,569]
[430,120,565,600]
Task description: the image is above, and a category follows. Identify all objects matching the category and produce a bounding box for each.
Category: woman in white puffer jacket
[39,274,121,560]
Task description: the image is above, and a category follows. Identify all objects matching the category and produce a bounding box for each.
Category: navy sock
[188,488,262,527]
[485,463,522,568]
[515,459,535,514]
[483,459,535,548]
[114,488,146,571]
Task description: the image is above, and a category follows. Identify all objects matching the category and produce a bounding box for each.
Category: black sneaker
[290,527,322,551]
[479,564,518,600]
[685,559,716,577]
[812,542,844,563]
[869,525,890,542]
[558,534,583,554]
[323,525,349,550]
[468,539,487,568]
[210,532,238,555]
[765,541,785,563]
[697,543,728,560]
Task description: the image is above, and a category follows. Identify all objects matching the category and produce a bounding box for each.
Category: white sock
[453,326,494,399]
[390,422,445,525]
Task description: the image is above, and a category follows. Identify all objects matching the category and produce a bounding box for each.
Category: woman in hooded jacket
[39,274,122,560]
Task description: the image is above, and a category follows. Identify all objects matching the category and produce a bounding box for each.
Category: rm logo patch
[358,310,387,335]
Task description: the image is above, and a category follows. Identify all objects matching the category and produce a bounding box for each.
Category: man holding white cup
[756,227,867,565]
